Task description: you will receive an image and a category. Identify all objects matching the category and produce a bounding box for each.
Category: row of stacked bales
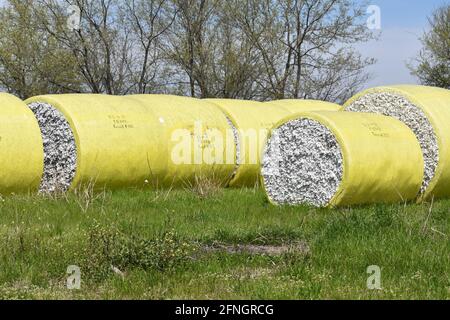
[0,92,339,195]
[0,85,448,208]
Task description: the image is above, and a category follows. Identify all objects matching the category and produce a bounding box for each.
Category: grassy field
[0,186,448,300]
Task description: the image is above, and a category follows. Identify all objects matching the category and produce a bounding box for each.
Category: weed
[71,181,110,213]
[185,174,224,199]
[82,223,196,282]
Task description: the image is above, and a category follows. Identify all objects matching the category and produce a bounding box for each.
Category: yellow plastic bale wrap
[0,93,43,193]
[26,94,235,190]
[261,111,424,208]
[266,99,341,113]
[343,85,450,201]
[127,95,236,187]
[206,99,292,187]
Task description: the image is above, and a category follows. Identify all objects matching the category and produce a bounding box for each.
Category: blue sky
[358,0,449,88]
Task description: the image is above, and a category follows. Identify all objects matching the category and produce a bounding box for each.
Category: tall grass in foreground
[0,188,448,299]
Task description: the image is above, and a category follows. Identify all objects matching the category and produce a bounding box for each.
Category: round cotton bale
[343,85,450,201]
[26,94,161,192]
[261,111,424,208]
[25,94,236,192]
[0,93,43,194]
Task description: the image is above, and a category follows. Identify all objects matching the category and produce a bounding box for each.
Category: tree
[0,0,81,99]
[36,0,174,95]
[168,0,217,98]
[121,0,176,94]
[230,0,376,102]
[168,0,264,99]
[409,5,450,89]
[212,2,264,99]
[37,0,132,94]
[0,0,376,101]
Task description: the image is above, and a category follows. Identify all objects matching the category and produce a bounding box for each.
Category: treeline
[0,0,377,102]
[409,5,450,90]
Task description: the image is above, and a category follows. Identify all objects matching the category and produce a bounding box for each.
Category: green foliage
[83,222,196,282]
[0,0,81,98]
[0,0,375,101]
[409,5,450,89]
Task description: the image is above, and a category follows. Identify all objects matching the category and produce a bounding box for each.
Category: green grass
[0,188,448,300]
